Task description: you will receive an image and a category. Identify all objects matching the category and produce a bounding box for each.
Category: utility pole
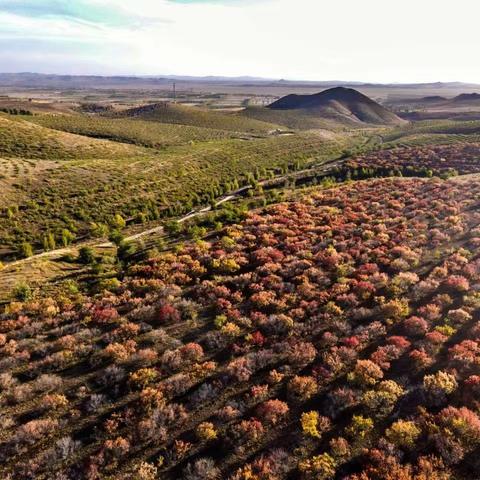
[173,82,176,103]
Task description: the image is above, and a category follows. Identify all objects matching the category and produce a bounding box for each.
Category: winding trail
[2,154,348,273]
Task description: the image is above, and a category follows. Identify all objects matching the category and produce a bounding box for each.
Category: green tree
[61,229,75,247]
[78,246,96,264]
[13,281,32,301]
[43,232,56,251]
[112,213,126,229]
[19,242,33,258]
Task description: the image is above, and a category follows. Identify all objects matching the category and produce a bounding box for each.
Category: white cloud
[1,0,479,82]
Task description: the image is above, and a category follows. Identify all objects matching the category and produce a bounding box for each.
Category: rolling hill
[268,87,407,126]
[111,102,280,133]
[0,114,140,160]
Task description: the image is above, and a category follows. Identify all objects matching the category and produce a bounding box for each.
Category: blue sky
[0,0,479,82]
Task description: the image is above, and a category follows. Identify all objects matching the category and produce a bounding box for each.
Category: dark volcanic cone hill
[452,93,480,103]
[269,87,407,126]
[420,95,448,102]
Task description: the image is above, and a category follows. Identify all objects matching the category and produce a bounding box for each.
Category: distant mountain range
[0,72,479,89]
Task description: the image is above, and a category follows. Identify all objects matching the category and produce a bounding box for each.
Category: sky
[0,0,479,83]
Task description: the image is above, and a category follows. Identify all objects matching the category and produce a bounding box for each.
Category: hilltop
[269,87,406,126]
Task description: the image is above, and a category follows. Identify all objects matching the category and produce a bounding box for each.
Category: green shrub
[13,281,33,301]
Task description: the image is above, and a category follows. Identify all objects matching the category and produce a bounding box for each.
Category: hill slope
[269,87,406,126]
[0,115,140,160]
[239,106,347,131]
[112,102,280,133]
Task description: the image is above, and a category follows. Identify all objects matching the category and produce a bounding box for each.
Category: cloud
[0,0,479,82]
[0,0,168,28]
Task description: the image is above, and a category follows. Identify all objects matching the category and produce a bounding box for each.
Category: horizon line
[0,72,479,86]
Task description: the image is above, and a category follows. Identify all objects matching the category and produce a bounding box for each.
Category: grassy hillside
[25,114,257,149]
[111,102,280,133]
[384,119,480,143]
[0,130,356,259]
[240,106,347,131]
[0,115,142,159]
[2,177,480,479]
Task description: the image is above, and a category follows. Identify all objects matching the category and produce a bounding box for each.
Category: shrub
[301,411,331,439]
[13,281,32,301]
[348,360,384,387]
[385,420,421,449]
[362,380,404,417]
[196,422,218,442]
[298,453,336,480]
[437,406,480,448]
[15,418,59,445]
[256,399,289,425]
[444,275,469,292]
[183,458,220,480]
[329,437,350,459]
[135,462,158,480]
[403,316,429,337]
[78,246,96,264]
[129,368,158,389]
[19,242,33,258]
[288,375,318,401]
[423,371,457,404]
[346,415,374,440]
[61,229,75,247]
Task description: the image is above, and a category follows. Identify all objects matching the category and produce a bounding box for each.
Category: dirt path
[1,158,342,274]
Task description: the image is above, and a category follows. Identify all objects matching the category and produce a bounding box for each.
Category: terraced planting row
[0,116,140,160]
[0,132,352,259]
[345,143,480,177]
[27,115,256,149]
[2,177,480,479]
